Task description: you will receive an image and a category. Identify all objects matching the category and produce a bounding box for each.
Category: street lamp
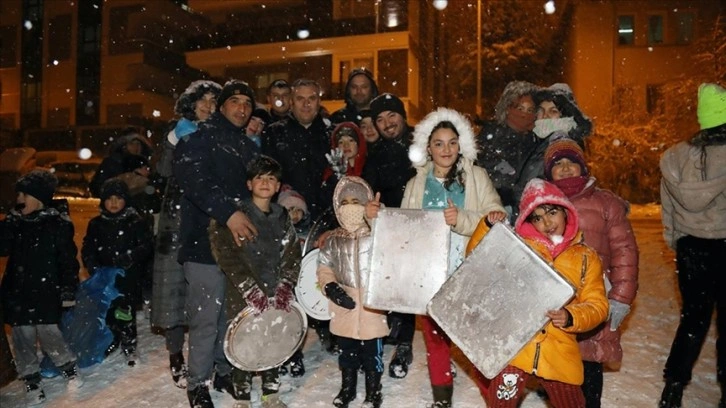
[476,0,482,117]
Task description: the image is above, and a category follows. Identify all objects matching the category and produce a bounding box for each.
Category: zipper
[532,342,541,375]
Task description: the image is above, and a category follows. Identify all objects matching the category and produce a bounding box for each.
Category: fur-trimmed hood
[332,176,373,226]
[408,107,478,168]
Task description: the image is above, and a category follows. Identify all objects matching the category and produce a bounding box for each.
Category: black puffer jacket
[174,112,258,264]
[90,133,152,198]
[262,114,332,221]
[361,127,416,208]
[82,206,153,305]
[0,206,79,326]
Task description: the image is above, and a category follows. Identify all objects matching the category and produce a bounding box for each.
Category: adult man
[475,80,540,219]
[173,80,259,408]
[361,93,417,379]
[90,126,152,198]
[266,79,292,123]
[262,78,333,222]
[330,68,379,124]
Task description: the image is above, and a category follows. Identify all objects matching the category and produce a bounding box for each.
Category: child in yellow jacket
[467,178,608,408]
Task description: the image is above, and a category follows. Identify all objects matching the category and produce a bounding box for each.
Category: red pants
[487,366,585,408]
[421,316,454,386]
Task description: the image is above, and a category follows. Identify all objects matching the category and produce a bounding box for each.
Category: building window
[618,15,635,45]
[0,25,17,68]
[675,12,694,44]
[378,49,408,97]
[647,84,665,115]
[647,15,664,45]
[49,14,72,61]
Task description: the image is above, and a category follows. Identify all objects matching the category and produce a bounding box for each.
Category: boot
[362,370,382,408]
[170,352,188,389]
[431,384,453,407]
[187,384,213,408]
[288,350,305,378]
[23,372,45,406]
[658,380,684,408]
[214,371,244,399]
[59,361,85,389]
[333,368,357,407]
[388,342,413,379]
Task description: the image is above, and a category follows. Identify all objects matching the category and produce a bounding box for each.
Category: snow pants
[184,262,232,389]
[421,315,454,386]
[338,336,384,373]
[11,324,76,378]
[663,236,726,386]
[487,365,585,408]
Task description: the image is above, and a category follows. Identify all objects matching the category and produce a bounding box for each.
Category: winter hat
[544,134,588,179]
[332,122,362,144]
[251,107,272,125]
[534,83,592,139]
[515,178,579,259]
[15,169,58,206]
[277,186,308,215]
[370,93,406,121]
[333,176,373,209]
[174,80,223,120]
[356,108,374,123]
[100,178,130,202]
[267,79,290,93]
[494,81,538,126]
[217,80,256,108]
[409,107,478,167]
[697,83,726,130]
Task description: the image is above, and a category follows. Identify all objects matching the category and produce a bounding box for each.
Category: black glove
[324,282,356,310]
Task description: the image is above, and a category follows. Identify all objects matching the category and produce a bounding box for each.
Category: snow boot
[187,384,213,408]
[658,380,684,408]
[361,371,383,408]
[429,384,453,408]
[104,336,120,357]
[261,393,287,408]
[333,368,358,407]
[388,342,413,379]
[214,371,244,399]
[116,306,137,366]
[288,350,305,378]
[59,361,85,389]
[170,352,188,389]
[23,372,45,406]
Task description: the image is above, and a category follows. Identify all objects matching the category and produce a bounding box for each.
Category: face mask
[338,203,366,232]
[533,117,577,139]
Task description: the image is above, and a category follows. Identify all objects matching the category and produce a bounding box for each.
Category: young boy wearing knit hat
[658,82,726,408]
[1,170,83,404]
[544,134,639,408]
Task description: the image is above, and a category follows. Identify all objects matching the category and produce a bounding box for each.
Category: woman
[367,107,506,407]
[151,79,222,389]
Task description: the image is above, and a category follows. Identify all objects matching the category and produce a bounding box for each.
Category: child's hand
[324,282,356,310]
[486,210,508,225]
[244,286,269,316]
[444,199,458,226]
[546,308,572,328]
[365,192,381,220]
[325,148,347,178]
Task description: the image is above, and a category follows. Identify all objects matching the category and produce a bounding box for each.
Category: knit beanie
[697,83,726,130]
[217,80,256,108]
[370,93,406,120]
[277,187,308,215]
[15,170,57,206]
[251,107,272,125]
[100,178,130,202]
[544,135,588,179]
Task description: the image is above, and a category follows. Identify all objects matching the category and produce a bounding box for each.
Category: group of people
[0,67,723,408]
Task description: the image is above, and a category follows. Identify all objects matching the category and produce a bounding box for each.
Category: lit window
[618,15,635,45]
[648,15,664,45]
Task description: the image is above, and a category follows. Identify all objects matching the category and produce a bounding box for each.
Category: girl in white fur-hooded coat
[401,107,507,407]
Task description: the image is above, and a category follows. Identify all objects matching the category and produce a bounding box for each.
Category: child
[544,136,639,407]
[317,176,389,408]
[209,155,302,408]
[277,184,311,244]
[366,107,506,406]
[467,178,609,408]
[0,170,82,405]
[81,179,154,367]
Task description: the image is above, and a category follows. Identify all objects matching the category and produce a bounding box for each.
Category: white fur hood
[408,107,478,168]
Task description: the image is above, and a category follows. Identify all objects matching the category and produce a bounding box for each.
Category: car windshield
[49,161,99,198]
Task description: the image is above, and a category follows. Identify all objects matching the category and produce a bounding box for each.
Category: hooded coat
[330,69,379,124]
[0,204,80,326]
[659,139,726,249]
[401,108,505,237]
[90,132,152,198]
[316,177,389,340]
[467,179,608,385]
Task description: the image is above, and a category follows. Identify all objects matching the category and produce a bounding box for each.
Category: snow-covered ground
[1,204,720,407]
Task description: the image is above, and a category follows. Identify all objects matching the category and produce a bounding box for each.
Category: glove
[244,286,269,316]
[113,252,134,269]
[274,281,295,312]
[325,148,347,179]
[608,299,631,331]
[323,282,355,310]
[61,289,76,308]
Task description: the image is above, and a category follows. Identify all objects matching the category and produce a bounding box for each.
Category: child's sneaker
[261,393,287,408]
[59,361,85,389]
[123,347,138,367]
[23,373,46,406]
[170,352,188,388]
